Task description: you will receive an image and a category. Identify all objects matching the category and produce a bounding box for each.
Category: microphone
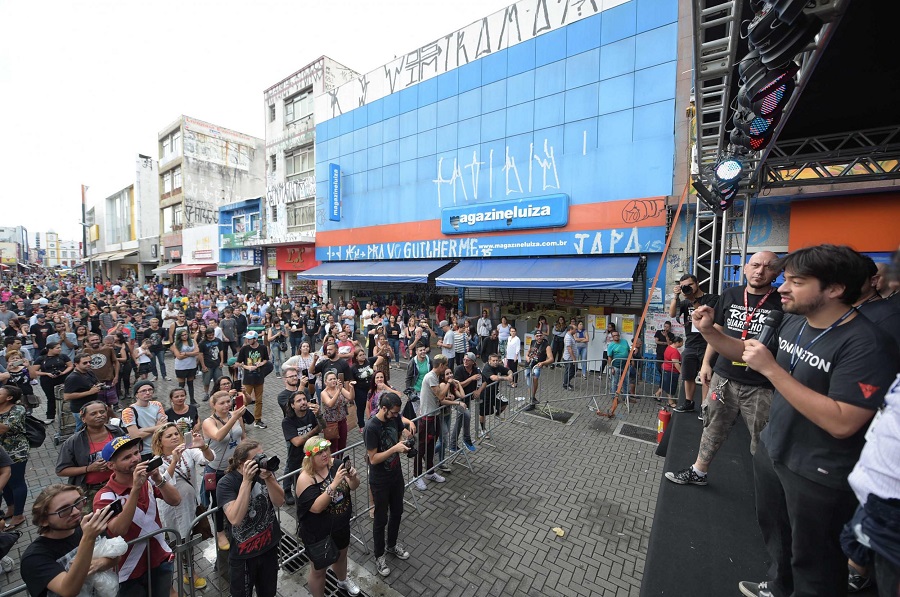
[755,311,784,346]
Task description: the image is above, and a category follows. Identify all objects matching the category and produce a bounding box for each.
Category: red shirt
[94,476,170,581]
[662,345,682,372]
[84,431,114,485]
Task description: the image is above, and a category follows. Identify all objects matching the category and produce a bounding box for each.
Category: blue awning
[434,256,640,289]
[295,260,454,284]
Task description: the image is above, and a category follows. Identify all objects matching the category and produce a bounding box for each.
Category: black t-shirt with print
[199,338,224,369]
[761,313,900,490]
[677,293,719,349]
[282,409,318,466]
[713,285,783,386]
[364,414,404,485]
[145,327,166,353]
[238,343,269,385]
[35,354,71,378]
[216,471,281,561]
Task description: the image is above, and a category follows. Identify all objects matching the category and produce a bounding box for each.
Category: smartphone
[108,499,123,516]
[184,431,193,446]
[338,373,345,383]
[146,456,163,472]
[342,456,352,473]
[300,369,309,378]
[235,393,244,410]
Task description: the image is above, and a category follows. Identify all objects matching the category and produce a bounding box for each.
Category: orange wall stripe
[316,197,668,247]
[788,193,900,252]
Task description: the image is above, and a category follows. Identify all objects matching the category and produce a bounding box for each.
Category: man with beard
[94,436,181,597]
[666,252,782,487]
[280,388,323,505]
[82,333,119,415]
[55,400,126,503]
[314,341,351,395]
[20,484,117,597]
[692,245,900,597]
[64,352,105,431]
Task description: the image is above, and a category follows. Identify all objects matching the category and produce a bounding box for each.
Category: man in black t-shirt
[694,245,900,597]
[217,440,284,597]
[63,352,103,431]
[237,331,270,429]
[479,354,512,435]
[313,342,350,394]
[302,308,320,351]
[144,318,169,381]
[31,314,55,352]
[364,392,415,577]
[21,485,117,597]
[669,273,719,412]
[198,329,225,399]
[280,389,322,505]
[523,330,554,410]
[666,252,782,487]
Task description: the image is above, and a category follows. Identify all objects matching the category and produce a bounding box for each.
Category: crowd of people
[2,242,898,597]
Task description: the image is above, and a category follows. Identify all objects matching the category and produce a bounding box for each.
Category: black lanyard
[789,308,855,374]
[742,286,775,340]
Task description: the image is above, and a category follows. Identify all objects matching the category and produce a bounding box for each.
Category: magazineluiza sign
[441,194,568,235]
[329,164,341,222]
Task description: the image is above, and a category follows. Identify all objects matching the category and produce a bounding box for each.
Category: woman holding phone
[201,388,247,550]
[320,370,353,453]
[152,423,216,590]
[295,437,361,597]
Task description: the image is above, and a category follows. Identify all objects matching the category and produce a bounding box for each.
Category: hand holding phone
[235,393,244,410]
[342,456,352,474]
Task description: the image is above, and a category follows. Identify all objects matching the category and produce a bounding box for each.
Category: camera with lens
[403,437,417,459]
[680,284,695,294]
[252,453,281,479]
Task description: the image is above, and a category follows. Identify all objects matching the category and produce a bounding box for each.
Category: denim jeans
[388,338,400,363]
[438,408,452,462]
[563,361,576,387]
[576,346,587,373]
[150,350,167,378]
[451,402,472,449]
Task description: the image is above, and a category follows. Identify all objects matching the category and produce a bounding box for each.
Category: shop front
[178,225,218,292]
[271,244,319,300]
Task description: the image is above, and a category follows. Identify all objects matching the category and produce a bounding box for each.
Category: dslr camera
[403,437,417,459]
[680,284,695,295]
[252,453,281,480]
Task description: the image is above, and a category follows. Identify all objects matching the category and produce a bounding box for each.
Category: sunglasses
[51,496,89,518]
[305,439,331,457]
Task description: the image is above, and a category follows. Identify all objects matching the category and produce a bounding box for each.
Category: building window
[286,198,315,232]
[163,171,172,194]
[159,130,182,159]
[249,212,260,232]
[270,154,276,173]
[285,145,314,180]
[269,104,276,122]
[173,167,182,191]
[233,215,245,233]
[162,204,184,232]
[284,89,313,124]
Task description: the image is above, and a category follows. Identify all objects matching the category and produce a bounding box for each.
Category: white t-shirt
[442,330,455,359]
[505,335,521,362]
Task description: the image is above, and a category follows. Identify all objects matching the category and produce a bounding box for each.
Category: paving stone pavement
[2,355,664,597]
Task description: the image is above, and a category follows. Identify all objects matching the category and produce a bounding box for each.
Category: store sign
[221,231,261,248]
[193,249,213,260]
[275,245,318,271]
[267,267,279,279]
[317,226,666,261]
[441,195,569,235]
[329,164,341,222]
[165,247,182,260]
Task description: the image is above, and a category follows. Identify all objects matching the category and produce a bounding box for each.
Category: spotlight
[737,62,798,119]
[714,157,744,185]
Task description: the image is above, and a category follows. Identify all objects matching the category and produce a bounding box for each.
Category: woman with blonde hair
[295,437,361,597]
[151,423,215,589]
[201,389,246,550]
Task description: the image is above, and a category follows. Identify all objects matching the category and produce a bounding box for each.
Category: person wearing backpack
[120,380,168,459]
[0,384,28,529]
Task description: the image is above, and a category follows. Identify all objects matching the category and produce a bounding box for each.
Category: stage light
[714,157,744,184]
[737,62,798,118]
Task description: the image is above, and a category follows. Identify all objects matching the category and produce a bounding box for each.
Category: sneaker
[284,493,296,506]
[385,542,410,560]
[739,580,775,597]
[564,385,575,391]
[499,395,508,403]
[665,467,708,486]
[848,564,875,593]
[673,400,695,413]
[253,420,268,429]
[375,555,391,577]
[0,556,16,573]
[42,419,55,425]
[425,472,446,483]
[439,463,452,473]
[523,403,536,412]
[415,478,427,491]
[477,427,486,439]
[336,577,361,595]
[183,575,207,590]
[152,376,160,382]
[463,440,477,452]
[164,376,173,381]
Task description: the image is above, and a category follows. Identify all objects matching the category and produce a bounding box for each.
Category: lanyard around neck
[789,308,855,374]
[742,286,775,340]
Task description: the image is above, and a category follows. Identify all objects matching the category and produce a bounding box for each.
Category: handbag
[173,467,214,541]
[304,469,339,570]
[323,420,340,441]
[204,422,230,491]
[277,340,288,352]
[24,413,47,448]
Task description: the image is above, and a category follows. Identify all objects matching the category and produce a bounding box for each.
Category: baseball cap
[101,436,142,461]
[534,329,544,335]
[245,330,258,340]
[439,320,449,327]
[465,351,477,362]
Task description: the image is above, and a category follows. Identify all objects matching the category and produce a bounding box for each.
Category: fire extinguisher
[657,407,671,443]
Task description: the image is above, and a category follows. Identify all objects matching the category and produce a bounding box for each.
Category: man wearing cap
[438,320,455,362]
[120,381,168,459]
[238,331,270,429]
[523,329,554,411]
[451,352,481,452]
[94,435,181,597]
[56,400,126,504]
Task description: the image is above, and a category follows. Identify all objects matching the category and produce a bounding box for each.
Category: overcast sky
[0,0,512,246]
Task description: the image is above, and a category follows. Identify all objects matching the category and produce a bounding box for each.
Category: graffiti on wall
[266,177,316,207]
[183,129,251,171]
[315,0,629,121]
[183,198,219,226]
[264,59,324,104]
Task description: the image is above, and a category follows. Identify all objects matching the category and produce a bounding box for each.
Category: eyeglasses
[51,496,88,518]
[305,439,331,457]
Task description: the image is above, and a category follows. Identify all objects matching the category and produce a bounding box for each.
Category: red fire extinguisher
[657,407,671,443]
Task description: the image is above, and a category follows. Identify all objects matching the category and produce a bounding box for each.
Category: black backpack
[24,414,46,448]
